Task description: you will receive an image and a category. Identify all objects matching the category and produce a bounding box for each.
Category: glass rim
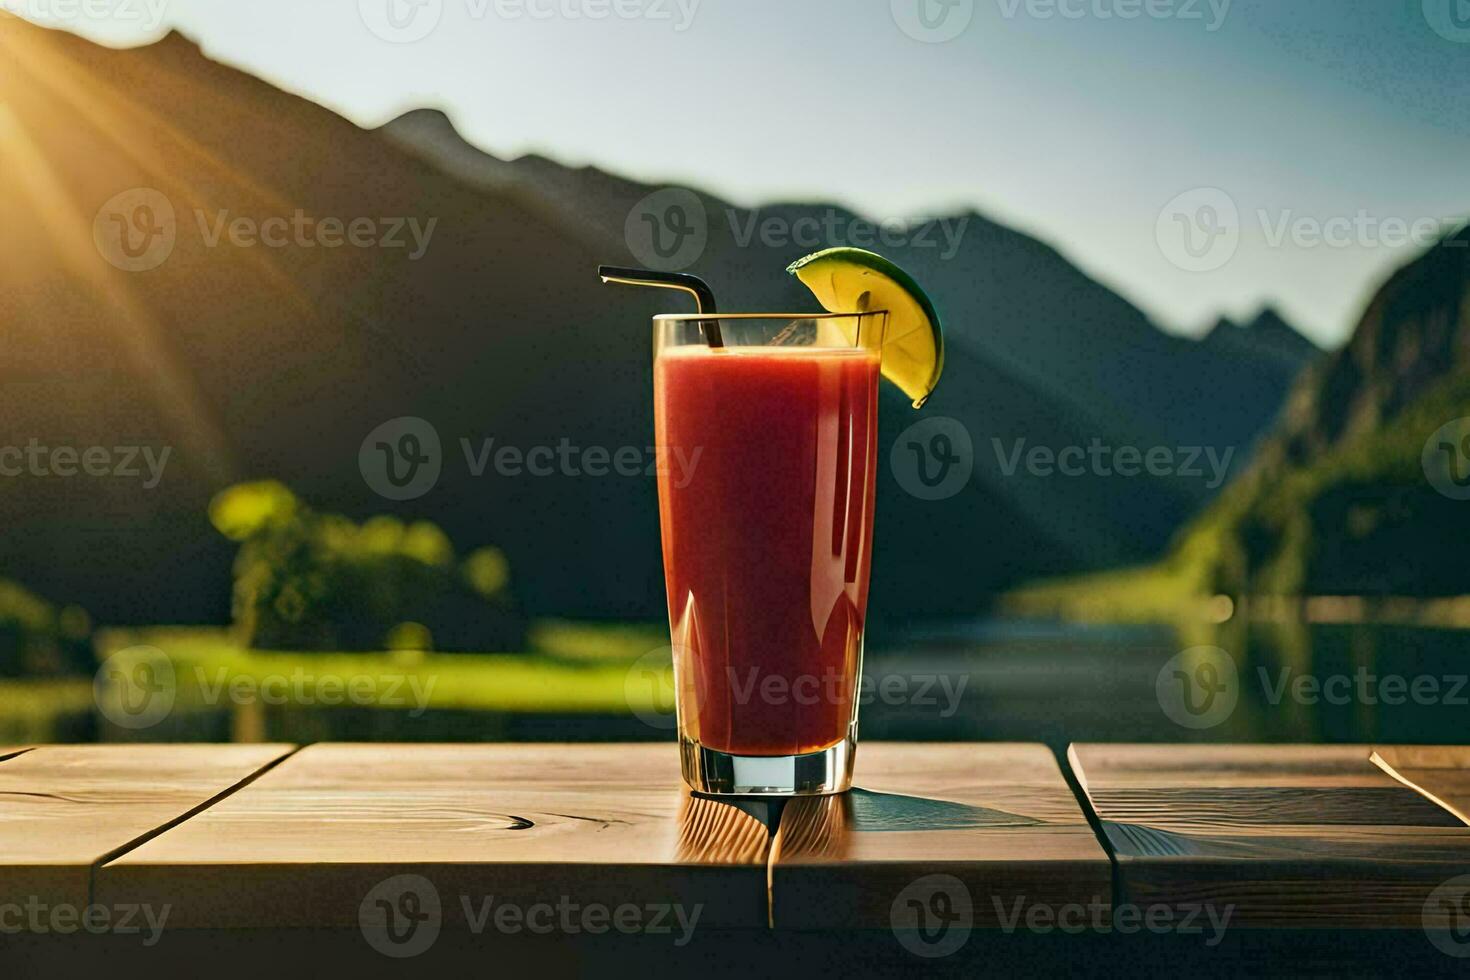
[652,311,887,322]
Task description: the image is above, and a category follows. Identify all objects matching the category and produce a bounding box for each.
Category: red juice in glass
[653,313,883,795]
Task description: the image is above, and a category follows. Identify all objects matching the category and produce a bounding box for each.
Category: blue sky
[23,0,1470,346]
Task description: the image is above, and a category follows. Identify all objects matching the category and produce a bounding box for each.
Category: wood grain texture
[769,743,1110,929]
[1069,743,1470,928]
[1371,746,1470,827]
[0,744,294,906]
[98,743,773,928]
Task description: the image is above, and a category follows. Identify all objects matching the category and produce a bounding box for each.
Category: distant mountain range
[1201,309,1321,374]
[1012,222,1470,617]
[1176,223,1470,598]
[0,17,1318,626]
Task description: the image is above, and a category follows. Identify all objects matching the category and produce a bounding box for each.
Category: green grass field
[89,621,673,714]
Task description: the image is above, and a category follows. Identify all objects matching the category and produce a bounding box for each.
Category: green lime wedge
[787,247,944,408]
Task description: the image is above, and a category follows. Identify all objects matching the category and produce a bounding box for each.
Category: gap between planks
[85,744,303,906]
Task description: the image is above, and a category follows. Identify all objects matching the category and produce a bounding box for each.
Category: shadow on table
[679,787,1038,862]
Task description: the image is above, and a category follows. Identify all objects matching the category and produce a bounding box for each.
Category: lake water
[861,619,1470,749]
[9,619,1469,747]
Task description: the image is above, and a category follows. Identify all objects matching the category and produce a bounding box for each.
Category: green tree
[210,481,524,651]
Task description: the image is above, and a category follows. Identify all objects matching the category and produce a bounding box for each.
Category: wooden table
[1069,744,1470,928]
[0,744,292,907]
[770,743,1110,929]
[3,742,1469,939]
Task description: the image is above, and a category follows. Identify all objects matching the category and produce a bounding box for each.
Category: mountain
[1185,224,1470,597]
[1201,308,1322,375]
[0,17,1316,627]
[386,109,1318,459]
[1011,225,1470,615]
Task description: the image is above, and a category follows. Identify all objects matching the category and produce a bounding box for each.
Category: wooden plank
[1371,745,1470,827]
[1069,744,1470,928]
[769,743,1110,930]
[99,743,773,929]
[0,744,294,906]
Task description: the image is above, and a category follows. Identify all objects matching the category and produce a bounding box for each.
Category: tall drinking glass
[653,312,886,795]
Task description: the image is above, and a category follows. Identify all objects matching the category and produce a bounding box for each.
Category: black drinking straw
[598,266,724,348]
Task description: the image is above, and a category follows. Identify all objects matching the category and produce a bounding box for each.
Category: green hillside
[1009,226,1470,621]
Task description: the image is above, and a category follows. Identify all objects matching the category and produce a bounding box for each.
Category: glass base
[679,733,855,796]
